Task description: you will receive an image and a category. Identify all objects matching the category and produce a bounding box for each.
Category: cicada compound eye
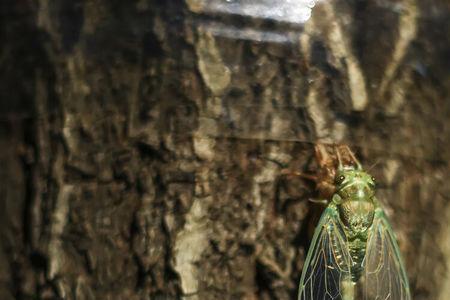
[335,175,345,184]
[368,176,376,188]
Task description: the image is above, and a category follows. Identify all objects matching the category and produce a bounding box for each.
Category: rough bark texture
[1,0,449,299]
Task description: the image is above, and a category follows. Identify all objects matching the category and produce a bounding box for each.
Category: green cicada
[298,147,410,300]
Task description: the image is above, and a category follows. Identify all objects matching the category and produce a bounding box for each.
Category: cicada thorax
[338,200,375,233]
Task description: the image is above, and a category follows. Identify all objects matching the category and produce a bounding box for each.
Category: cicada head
[334,166,376,201]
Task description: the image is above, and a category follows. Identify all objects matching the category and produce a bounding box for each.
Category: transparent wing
[361,207,411,300]
[298,206,353,300]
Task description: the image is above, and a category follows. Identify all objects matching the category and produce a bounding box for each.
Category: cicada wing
[298,206,353,300]
[361,208,411,300]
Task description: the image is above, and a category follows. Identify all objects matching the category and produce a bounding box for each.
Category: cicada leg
[280,168,318,181]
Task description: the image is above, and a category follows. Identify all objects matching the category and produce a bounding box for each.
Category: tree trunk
[1,0,449,299]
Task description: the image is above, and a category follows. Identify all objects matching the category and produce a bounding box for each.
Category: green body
[332,167,376,282]
[298,165,411,300]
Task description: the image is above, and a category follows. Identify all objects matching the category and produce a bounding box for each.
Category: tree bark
[1,0,449,299]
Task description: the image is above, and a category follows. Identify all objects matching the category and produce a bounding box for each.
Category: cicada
[298,145,410,300]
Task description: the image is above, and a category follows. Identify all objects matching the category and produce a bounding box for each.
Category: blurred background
[0,0,449,299]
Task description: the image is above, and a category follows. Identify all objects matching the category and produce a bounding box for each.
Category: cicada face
[334,167,376,201]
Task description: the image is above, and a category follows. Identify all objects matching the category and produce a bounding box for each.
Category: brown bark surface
[1,1,450,299]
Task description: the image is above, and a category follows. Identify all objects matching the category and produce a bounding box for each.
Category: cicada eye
[370,176,376,187]
[336,175,345,184]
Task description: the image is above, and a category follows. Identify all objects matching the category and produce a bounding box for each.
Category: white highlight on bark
[195,21,299,44]
[306,84,331,140]
[193,135,216,162]
[378,0,418,98]
[195,30,231,95]
[385,79,408,116]
[379,0,417,118]
[62,113,78,154]
[251,182,266,239]
[194,117,217,161]
[253,158,278,234]
[300,16,335,141]
[186,0,316,24]
[331,120,348,142]
[322,3,368,111]
[299,14,314,61]
[174,198,211,299]
[193,117,218,161]
[48,185,73,280]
